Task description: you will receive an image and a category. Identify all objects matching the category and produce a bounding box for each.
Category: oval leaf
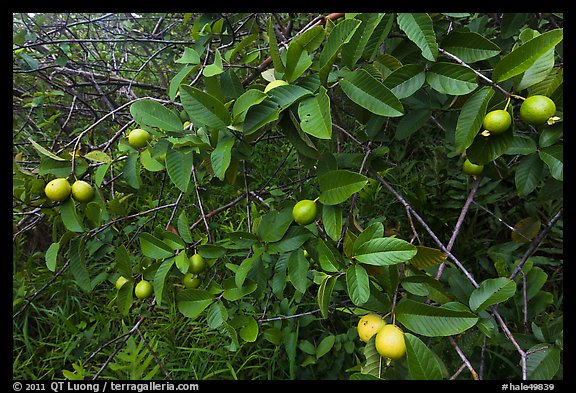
[396,299,478,337]
[354,237,417,266]
[298,86,332,139]
[396,13,438,61]
[339,68,403,117]
[426,62,478,96]
[177,289,215,319]
[346,264,370,306]
[130,99,182,132]
[405,333,443,380]
[469,277,517,312]
[139,232,175,259]
[318,169,368,205]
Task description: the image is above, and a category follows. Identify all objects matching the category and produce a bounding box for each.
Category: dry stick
[13,260,71,319]
[435,175,483,280]
[192,165,212,243]
[243,160,252,233]
[370,169,480,379]
[370,169,480,289]
[136,327,172,380]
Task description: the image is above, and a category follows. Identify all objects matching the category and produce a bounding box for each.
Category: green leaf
[298,86,332,139]
[354,237,417,266]
[257,207,294,243]
[115,245,133,279]
[231,89,268,122]
[516,41,555,91]
[267,17,285,72]
[466,125,514,165]
[361,335,385,378]
[405,333,443,380]
[116,279,134,315]
[206,301,228,329]
[526,345,560,380]
[140,149,164,172]
[177,211,194,244]
[45,242,60,272]
[68,238,91,292]
[395,299,478,337]
[231,315,259,343]
[283,26,324,83]
[322,204,342,242]
[28,137,66,161]
[318,169,368,205]
[139,233,175,259]
[83,150,110,164]
[396,13,438,61]
[317,239,341,273]
[165,148,194,193]
[288,249,310,294]
[175,47,201,64]
[341,14,386,69]
[318,274,338,319]
[59,199,85,233]
[515,153,545,196]
[539,145,563,181]
[346,264,370,306]
[235,251,261,288]
[222,277,257,301]
[469,277,517,312]
[492,28,563,82]
[339,68,403,117]
[130,99,182,132]
[395,108,432,140]
[154,257,175,305]
[442,31,501,63]
[202,49,224,77]
[353,222,384,253]
[512,216,541,244]
[318,18,361,86]
[179,85,230,129]
[316,335,335,359]
[505,134,538,155]
[408,246,448,269]
[383,64,426,100]
[122,151,141,189]
[176,289,214,319]
[426,62,478,96]
[211,132,234,181]
[94,162,110,187]
[169,65,195,101]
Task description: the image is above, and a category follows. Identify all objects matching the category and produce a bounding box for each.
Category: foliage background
[13,12,563,381]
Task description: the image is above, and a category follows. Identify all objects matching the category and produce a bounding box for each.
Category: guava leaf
[396,13,438,61]
[318,274,338,319]
[177,289,215,319]
[130,99,182,132]
[408,246,448,269]
[383,64,426,100]
[339,68,403,117]
[426,62,478,96]
[469,277,517,312]
[341,13,386,69]
[455,86,495,152]
[45,242,60,272]
[492,28,563,82]
[396,299,478,337]
[346,264,370,306]
[154,257,175,306]
[354,237,417,266]
[115,245,133,279]
[318,169,368,205]
[139,232,175,259]
[68,237,91,293]
[266,17,285,72]
[405,333,444,380]
[322,204,342,242]
[179,85,230,129]
[515,153,545,196]
[210,132,234,181]
[526,345,561,380]
[165,148,194,193]
[298,86,332,139]
[442,31,501,63]
[318,18,361,85]
[59,198,85,233]
[539,145,563,181]
[288,249,310,294]
[122,151,141,189]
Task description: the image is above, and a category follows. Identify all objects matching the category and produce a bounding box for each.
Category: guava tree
[13,13,563,380]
